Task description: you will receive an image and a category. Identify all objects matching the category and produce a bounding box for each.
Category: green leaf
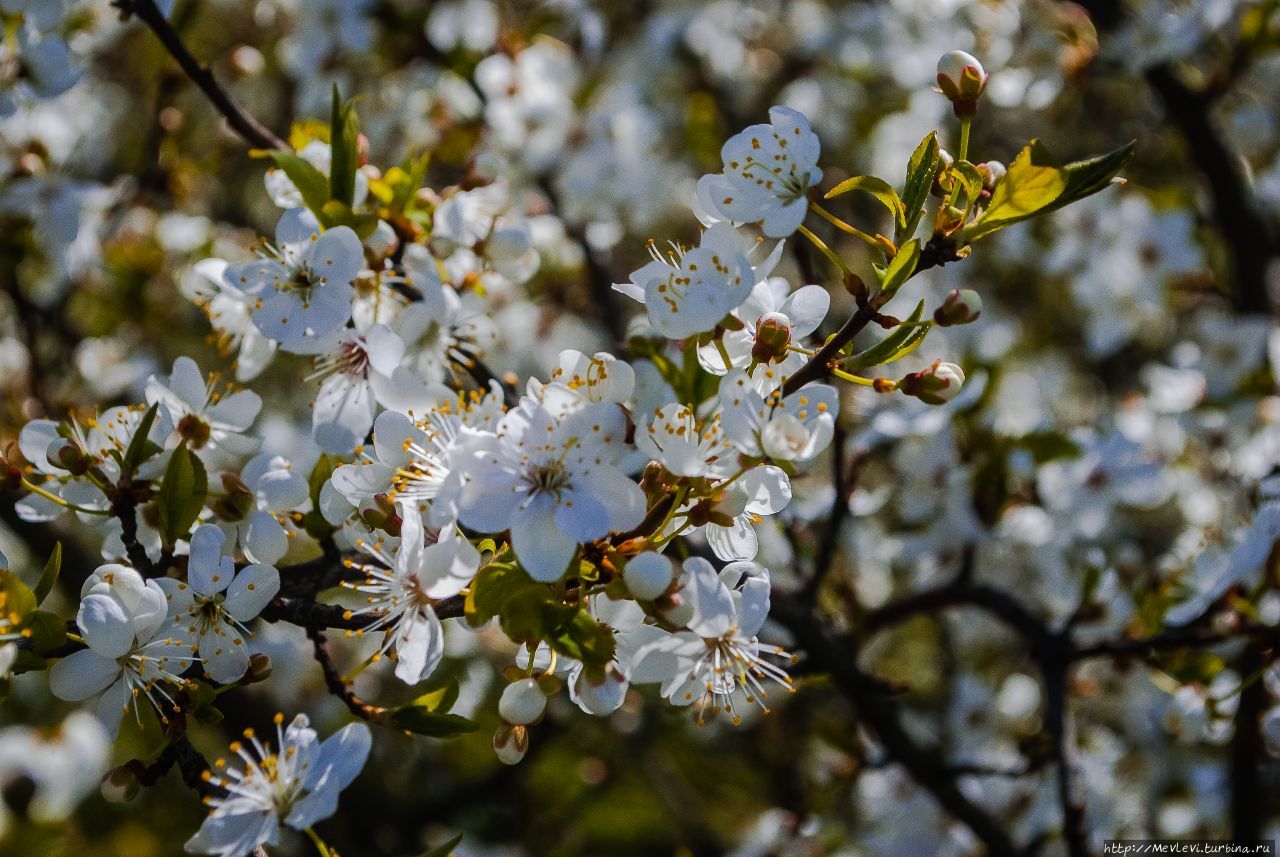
[390,708,479,738]
[411,678,460,714]
[121,403,160,474]
[329,85,360,208]
[544,608,616,673]
[25,610,66,654]
[824,175,903,222]
[951,161,986,211]
[158,443,208,546]
[466,561,541,628]
[256,150,330,216]
[418,834,463,857]
[308,453,339,509]
[845,300,929,370]
[898,132,940,241]
[0,569,36,623]
[33,542,60,606]
[877,238,921,300]
[966,140,1134,241]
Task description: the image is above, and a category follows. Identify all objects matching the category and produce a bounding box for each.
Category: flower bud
[242,653,272,684]
[936,50,988,116]
[493,723,529,765]
[499,677,547,726]
[933,289,983,326]
[100,763,143,803]
[751,312,792,364]
[52,440,89,476]
[623,552,674,600]
[930,149,955,198]
[978,160,1006,190]
[899,360,966,405]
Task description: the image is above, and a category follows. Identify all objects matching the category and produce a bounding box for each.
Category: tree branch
[112,0,287,152]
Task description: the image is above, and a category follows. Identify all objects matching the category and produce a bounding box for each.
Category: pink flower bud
[751,312,793,364]
[933,289,983,326]
[899,360,965,405]
[936,51,988,116]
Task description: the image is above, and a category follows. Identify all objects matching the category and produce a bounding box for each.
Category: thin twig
[112,0,287,151]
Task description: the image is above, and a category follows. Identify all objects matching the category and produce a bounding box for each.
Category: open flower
[695,278,829,376]
[214,454,310,566]
[183,258,278,383]
[720,369,837,465]
[345,502,479,683]
[695,106,822,238]
[612,222,756,340]
[185,714,370,857]
[455,396,645,582]
[49,565,193,736]
[156,525,279,684]
[630,558,794,724]
[224,209,361,353]
[146,356,263,456]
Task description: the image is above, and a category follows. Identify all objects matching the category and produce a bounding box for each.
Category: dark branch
[112,0,288,151]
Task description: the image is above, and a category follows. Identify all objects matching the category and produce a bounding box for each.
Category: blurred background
[3,0,1280,855]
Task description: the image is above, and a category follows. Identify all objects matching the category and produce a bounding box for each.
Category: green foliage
[157,442,207,546]
[845,299,928,370]
[303,453,339,540]
[119,403,161,474]
[390,708,480,738]
[418,834,464,857]
[898,132,940,242]
[825,175,903,224]
[466,560,616,674]
[33,542,61,606]
[329,85,360,207]
[874,238,920,301]
[965,139,1134,240]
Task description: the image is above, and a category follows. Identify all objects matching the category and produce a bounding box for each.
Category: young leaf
[845,300,928,370]
[966,140,1134,241]
[26,610,67,655]
[33,542,60,606]
[390,708,480,738]
[158,443,208,546]
[824,175,903,223]
[329,85,360,208]
[418,834,464,857]
[877,238,921,300]
[120,403,160,474]
[0,569,37,623]
[898,132,940,241]
[255,150,330,216]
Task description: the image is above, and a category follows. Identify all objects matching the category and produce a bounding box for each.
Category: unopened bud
[933,289,983,326]
[931,149,955,198]
[100,763,143,803]
[52,440,89,476]
[493,723,529,765]
[977,160,1006,190]
[623,552,674,600]
[936,50,988,116]
[499,677,546,726]
[242,653,272,684]
[751,312,792,364]
[899,360,966,405]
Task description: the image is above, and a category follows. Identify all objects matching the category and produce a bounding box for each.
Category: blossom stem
[958,116,972,163]
[19,478,111,516]
[830,368,876,388]
[796,225,855,276]
[811,203,882,251]
[304,826,337,857]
